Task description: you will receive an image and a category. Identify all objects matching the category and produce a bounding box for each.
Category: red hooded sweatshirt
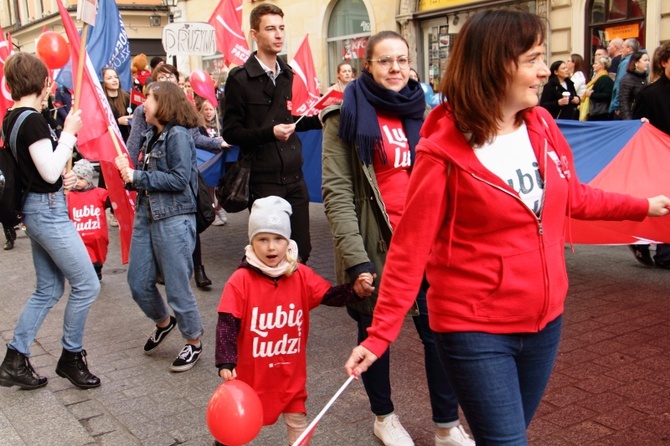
[363,105,648,358]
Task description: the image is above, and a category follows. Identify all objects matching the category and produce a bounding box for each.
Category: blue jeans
[10,191,100,355]
[348,287,460,425]
[434,316,563,445]
[128,200,202,340]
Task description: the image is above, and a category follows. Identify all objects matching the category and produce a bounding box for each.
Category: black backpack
[0,110,38,225]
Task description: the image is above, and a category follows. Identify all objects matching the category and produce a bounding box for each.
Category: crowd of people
[1,4,670,446]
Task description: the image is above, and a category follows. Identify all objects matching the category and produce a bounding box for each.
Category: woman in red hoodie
[344,10,670,445]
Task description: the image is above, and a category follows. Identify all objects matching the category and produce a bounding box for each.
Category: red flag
[310,89,343,113]
[290,35,320,117]
[208,0,250,67]
[0,27,15,141]
[57,0,136,264]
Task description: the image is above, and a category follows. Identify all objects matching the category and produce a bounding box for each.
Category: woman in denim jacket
[116,81,205,372]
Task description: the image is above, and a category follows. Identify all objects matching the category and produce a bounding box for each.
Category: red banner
[130,89,145,106]
[290,35,320,116]
[208,0,250,67]
[57,0,136,264]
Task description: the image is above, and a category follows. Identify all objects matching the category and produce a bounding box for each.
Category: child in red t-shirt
[215,196,371,445]
[66,159,110,281]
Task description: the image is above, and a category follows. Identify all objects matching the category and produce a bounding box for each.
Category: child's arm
[321,273,374,307]
[215,312,241,381]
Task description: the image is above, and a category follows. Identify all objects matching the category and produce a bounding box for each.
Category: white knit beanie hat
[248,196,292,242]
[72,159,94,187]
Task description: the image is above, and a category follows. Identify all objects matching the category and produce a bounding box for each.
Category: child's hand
[219,368,237,381]
[354,272,376,298]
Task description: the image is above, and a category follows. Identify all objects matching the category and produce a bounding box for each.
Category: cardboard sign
[162,22,216,56]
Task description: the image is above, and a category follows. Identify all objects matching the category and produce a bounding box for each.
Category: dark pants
[434,316,562,445]
[348,287,460,424]
[249,179,311,263]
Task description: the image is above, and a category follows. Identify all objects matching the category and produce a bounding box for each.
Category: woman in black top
[618,51,650,120]
[540,60,580,119]
[0,53,101,390]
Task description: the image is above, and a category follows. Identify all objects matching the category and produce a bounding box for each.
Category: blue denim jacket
[132,125,197,221]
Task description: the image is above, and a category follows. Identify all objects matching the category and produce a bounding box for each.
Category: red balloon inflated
[189,69,218,108]
[35,32,70,70]
[207,380,263,445]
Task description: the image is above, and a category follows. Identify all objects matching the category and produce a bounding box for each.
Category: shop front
[413,0,544,91]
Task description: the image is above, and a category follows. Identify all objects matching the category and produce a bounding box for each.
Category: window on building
[587,0,646,65]
[418,0,536,92]
[326,0,370,85]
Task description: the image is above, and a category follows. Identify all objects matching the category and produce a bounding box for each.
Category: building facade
[1,0,667,91]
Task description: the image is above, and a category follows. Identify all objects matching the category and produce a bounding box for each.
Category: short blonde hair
[596,55,612,69]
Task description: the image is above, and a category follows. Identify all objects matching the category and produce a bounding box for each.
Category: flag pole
[293,375,355,446]
[73,23,88,112]
[107,125,124,157]
[66,22,89,177]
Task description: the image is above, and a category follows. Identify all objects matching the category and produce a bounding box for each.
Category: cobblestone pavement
[1,203,669,445]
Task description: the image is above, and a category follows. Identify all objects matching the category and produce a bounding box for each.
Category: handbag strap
[3,110,39,209]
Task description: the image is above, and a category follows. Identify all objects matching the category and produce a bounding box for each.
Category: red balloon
[207,380,263,445]
[189,69,218,108]
[36,32,70,70]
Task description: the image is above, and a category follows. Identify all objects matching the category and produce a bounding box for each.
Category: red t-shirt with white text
[373,112,411,230]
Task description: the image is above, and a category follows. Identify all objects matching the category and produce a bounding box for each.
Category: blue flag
[56,0,132,92]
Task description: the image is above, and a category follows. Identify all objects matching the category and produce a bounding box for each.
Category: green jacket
[321,104,394,315]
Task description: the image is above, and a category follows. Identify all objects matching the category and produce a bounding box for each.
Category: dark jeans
[348,288,460,424]
[434,316,563,445]
[249,179,311,263]
[633,244,670,265]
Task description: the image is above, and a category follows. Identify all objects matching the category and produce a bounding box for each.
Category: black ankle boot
[55,349,100,389]
[3,226,14,250]
[0,345,48,389]
[194,265,212,288]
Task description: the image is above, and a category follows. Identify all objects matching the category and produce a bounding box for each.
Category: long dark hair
[570,54,588,80]
[626,51,647,74]
[101,67,130,118]
[439,10,546,147]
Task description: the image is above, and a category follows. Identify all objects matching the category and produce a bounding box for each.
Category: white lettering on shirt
[249,304,304,359]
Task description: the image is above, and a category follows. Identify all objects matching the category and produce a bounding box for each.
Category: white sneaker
[107,210,118,227]
[435,425,475,446]
[374,414,414,446]
[212,209,227,226]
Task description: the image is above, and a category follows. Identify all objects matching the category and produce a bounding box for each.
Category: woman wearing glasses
[321,31,473,446]
[344,11,670,444]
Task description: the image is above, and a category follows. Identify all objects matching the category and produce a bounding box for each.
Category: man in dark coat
[221,3,321,263]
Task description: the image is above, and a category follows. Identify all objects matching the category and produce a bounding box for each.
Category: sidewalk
[1,203,669,445]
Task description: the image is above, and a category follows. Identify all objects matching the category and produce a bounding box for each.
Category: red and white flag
[0,26,14,139]
[290,35,320,116]
[57,0,136,264]
[208,0,250,67]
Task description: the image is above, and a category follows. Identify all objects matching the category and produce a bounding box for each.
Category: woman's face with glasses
[365,38,410,92]
[156,73,178,84]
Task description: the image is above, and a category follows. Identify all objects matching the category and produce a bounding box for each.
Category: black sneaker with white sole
[170,343,202,372]
[143,316,177,354]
